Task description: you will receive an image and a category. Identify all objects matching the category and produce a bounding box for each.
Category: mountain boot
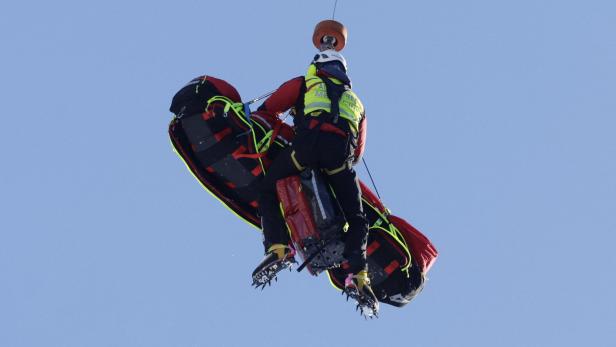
[252,244,296,288]
[343,270,379,318]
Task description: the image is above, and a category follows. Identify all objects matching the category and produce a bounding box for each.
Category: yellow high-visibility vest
[303,71,364,133]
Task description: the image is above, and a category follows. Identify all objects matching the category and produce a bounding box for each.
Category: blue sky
[1,1,615,346]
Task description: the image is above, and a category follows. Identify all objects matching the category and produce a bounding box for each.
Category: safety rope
[242,89,277,122]
[362,157,382,200]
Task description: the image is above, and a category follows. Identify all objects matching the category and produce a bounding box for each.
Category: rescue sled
[168,75,437,307]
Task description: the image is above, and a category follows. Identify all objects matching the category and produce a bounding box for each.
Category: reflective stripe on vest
[303,77,364,133]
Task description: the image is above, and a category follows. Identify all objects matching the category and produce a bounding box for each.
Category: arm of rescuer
[353,114,367,166]
[253,76,367,165]
[253,77,305,121]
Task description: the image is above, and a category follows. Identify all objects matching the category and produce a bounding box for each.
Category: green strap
[206,96,244,118]
[363,200,412,274]
[205,96,266,174]
[256,130,273,153]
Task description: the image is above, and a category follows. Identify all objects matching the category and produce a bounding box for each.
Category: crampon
[343,274,380,318]
[251,255,296,289]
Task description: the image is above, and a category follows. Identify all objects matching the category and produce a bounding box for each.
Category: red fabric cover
[276,176,320,253]
[388,215,438,273]
[358,181,438,273]
[256,77,304,116]
[205,76,242,103]
[353,117,367,164]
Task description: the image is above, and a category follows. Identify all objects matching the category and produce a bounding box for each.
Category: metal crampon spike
[252,279,262,288]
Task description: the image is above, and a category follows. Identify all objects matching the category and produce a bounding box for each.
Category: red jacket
[205,75,242,102]
[253,76,367,164]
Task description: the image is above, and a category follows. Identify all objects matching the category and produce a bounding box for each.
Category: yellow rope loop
[364,200,412,272]
[206,96,245,118]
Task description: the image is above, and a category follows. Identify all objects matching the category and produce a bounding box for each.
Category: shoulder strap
[320,78,349,124]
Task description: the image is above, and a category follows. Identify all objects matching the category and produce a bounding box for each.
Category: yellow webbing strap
[362,199,412,274]
[324,161,351,176]
[326,270,345,291]
[290,150,306,171]
[256,130,273,153]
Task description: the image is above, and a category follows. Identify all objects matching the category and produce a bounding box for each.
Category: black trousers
[258,128,368,273]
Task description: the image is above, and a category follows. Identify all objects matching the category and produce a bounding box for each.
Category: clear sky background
[1,1,615,346]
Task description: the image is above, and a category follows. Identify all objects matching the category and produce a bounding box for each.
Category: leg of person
[327,168,378,315]
[258,146,304,250]
[325,165,368,273]
[315,132,368,273]
[252,146,304,286]
[258,129,320,251]
[318,132,378,314]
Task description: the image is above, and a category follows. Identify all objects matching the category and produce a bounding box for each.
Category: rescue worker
[251,49,377,306]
